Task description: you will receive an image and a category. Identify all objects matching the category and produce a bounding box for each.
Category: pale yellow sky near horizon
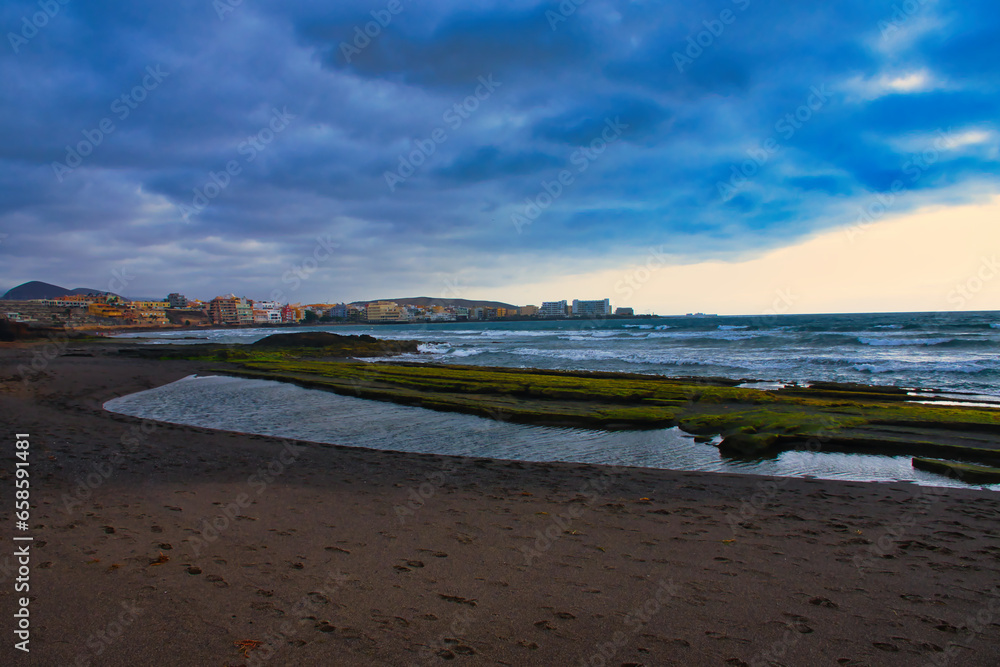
[479,195,1000,316]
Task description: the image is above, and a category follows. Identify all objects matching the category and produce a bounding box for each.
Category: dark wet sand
[1,342,998,666]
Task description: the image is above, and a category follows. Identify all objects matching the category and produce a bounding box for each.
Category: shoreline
[216,365,1000,470]
[104,370,1000,492]
[114,332,1000,475]
[14,313,663,338]
[2,341,1000,665]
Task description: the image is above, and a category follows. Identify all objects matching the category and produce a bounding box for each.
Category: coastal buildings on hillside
[0,292,175,326]
[539,300,568,317]
[204,298,531,325]
[208,295,241,325]
[253,301,283,324]
[0,288,641,328]
[572,299,611,317]
[365,301,403,323]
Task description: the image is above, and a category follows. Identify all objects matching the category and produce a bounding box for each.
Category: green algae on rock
[214,358,1000,463]
[124,336,1000,464]
[912,457,1000,484]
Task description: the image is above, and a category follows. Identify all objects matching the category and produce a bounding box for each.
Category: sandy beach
[1,341,999,666]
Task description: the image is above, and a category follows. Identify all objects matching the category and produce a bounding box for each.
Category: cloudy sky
[1,0,998,314]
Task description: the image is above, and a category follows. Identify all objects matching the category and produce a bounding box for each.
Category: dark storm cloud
[0,0,998,302]
[302,4,597,88]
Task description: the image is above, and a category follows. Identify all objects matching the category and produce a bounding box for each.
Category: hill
[2,281,123,301]
[350,296,518,310]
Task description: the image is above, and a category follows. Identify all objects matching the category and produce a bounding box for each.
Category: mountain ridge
[349,296,519,310]
[2,281,123,301]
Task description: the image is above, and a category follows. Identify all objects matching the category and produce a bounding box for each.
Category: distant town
[1,286,644,330]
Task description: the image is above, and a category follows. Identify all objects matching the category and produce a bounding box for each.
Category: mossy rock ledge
[718,432,782,458]
[912,457,1000,484]
[251,331,411,350]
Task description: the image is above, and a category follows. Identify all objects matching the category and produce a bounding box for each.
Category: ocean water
[104,375,1000,490]
[116,310,1000,399]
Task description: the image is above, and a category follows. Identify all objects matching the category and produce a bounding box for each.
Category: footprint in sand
[452,645,475,655]
[872,641,900,652]
[782,613,813,633]
[808,596,838,608]
[438,594,476,606]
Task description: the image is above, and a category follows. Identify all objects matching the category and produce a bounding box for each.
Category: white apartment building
[254,300,283,323]
[539,300,568,317]
[572,299,611,317]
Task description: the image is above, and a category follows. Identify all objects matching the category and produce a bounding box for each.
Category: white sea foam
[449,348,485,357]
[417,343,485,357]
[475,329,558,338]
[509,347,738,368]
[511,347,618,362]
[857,337,953,347]
[644,329,766,341]
[558,330,627,341]
[417,343,452,354]
[853,361,988,374]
